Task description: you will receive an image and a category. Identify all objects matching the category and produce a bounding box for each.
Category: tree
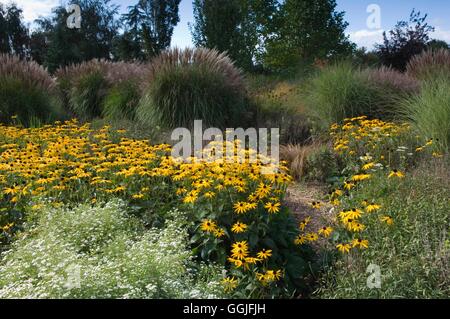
[31,0,120,72]
[119,0,181,60]
[264,0,354,71]
[190,0,278,71]
[0,3,30,59]
[376,9,435,71]
[427,39,449,51]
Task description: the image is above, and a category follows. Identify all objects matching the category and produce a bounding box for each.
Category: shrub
[101,81,141,121]
[406,48,450,81]
[366,66,420,95]
[0,200,225,299]
[304,63,389,132]
[56,60,148,120]
[399,78,450,152]
[280,143,331,181]
[253,81,311,145]
[136,48,248,129]
[0,54,63,125]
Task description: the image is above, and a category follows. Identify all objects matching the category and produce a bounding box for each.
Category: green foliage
[264,0,355,71]
[120,0,181,60]
[191,0,278,71]
[69,71,108,120]
[31,0,120,73]
[0,54,64,125]
[317,164,450,298]
[0,3,29,59]
[400,78,450,152]
[136,48,247,129]
[102,81,141,121]
[0,200,225,299]
[304,62,404,133]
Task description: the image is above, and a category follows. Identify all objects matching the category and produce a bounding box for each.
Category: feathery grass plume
[400,77,450,152]
[101,61,150,121]
[406,48,450,81]
[280,143,322,180]
[136,47,247,129]
[56,60,150,120]
[304,62,381,132]
[365,66,421,117]
[0,54,63,125]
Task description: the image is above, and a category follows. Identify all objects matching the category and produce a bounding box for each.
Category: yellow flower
[362,162,375,170]
[311,201,321,209]
[299,216,311,231]
[318,226,333,237]
[351,174,371,181]
[306,232,319,242]
[132,193,144,199]
[200,219,217,233]
[336,243,351,253]
[366,203,382,213]
[294,235,307,245]
[264,201,281,214]
[231,241,249,260]
[380,215,394,225]
[351,238,369,249]
[227,257,243,268]
[233,201,250,214]
[343,181,355,190]
[214,228,225,238]
[221,277,238,292]
[388,170,405,178]
[256,249,272,260]
[231,221,248,233]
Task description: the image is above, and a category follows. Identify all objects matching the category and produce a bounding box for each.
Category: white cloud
[431,26,450,43]
[347,29,385,50]
[2,0,60,22]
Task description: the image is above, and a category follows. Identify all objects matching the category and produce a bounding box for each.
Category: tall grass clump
[0,54,63,125]
[56,59,111,120]
[136,48,247,129]
[304,62,382,133]
[400,78,450,152]
[407,48,450,81]
[56,60,148,121]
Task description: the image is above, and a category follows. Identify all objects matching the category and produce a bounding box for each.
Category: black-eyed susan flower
[299,216,311,231]
[388,169,405,178]
[380,215,394,225]
[200,219,217,233]
[256,249,272,260]
[311,201,321,209]
[231,221,248,233]
[221,276,238,292]
[344,181,355,190]
[294,235,307,245]
[214,228,225,238]
[318,226,333,237]
[264,201,281,214]
[306,232,319,242]
[351,238,369,249]
[366,203,382,213]
[336,243,351,253]
[233,201,249,214]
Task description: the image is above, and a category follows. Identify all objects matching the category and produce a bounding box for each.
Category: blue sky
[5,0,450,49]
